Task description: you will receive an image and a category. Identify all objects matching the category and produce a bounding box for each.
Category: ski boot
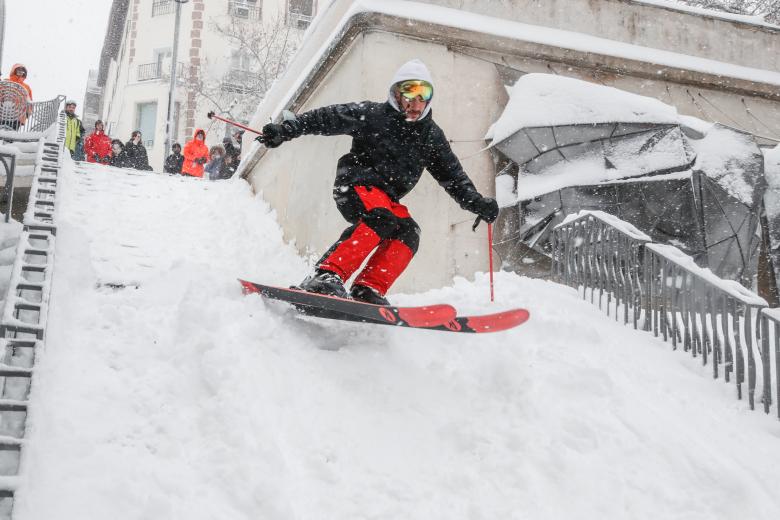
[350,284,390,306]
[298,269,348,299]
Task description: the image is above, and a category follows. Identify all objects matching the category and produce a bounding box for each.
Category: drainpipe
[165,0,188,159]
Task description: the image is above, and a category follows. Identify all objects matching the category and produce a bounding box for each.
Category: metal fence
[0,81,64,134]
[152,0,173,17]
[551,211,778,419]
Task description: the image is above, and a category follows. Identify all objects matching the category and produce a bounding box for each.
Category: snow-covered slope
[14,160,780,520]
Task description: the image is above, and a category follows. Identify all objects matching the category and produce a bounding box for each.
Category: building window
[152,0,174,17]
[136,102,158,147]
[228,0,261,20]
[222,50,258,94]
[288,0,314,30]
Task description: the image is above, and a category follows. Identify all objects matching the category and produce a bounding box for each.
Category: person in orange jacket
[83,120,112,164]
[5,63,32,129]
[181,128,209,177]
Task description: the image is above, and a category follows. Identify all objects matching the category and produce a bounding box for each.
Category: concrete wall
[414,0,780,73]
[251,31,506,293]
[242,0,780,294]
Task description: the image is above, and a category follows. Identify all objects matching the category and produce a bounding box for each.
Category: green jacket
[65,113,85,152]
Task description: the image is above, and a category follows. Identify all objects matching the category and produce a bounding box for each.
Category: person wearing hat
[63,100,85,159]
[256,59,498,305]
[4,64,32,130]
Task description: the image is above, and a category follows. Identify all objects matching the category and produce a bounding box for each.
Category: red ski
[239,280,456,328]
[240,280,529,333]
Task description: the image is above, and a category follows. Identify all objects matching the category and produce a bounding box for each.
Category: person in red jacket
[181,129,209,177]
[83,120,112,164]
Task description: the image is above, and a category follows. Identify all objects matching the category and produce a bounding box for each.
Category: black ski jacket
[285,101,484,212]
[125,141,152,171]
[164,152,184,174]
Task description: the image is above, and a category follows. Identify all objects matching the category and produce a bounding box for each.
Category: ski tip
[463,308,530,333]
[238,279,258,295]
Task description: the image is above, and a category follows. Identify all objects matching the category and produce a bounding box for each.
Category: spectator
[109,139,132,168]
[219,153,239,180]
[164,142,184,174]
[83,120,112,164]
[3,64,32,130]
[63,100,85,159]
[181,129,209,178]
[204,145,225,180]
[125,130,151,170]
[222,129,243,165]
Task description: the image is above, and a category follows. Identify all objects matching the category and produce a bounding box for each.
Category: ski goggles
[397,80,433,102]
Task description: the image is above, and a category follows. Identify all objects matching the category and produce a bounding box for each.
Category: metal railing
[229,1,261,20]
[0,151,17,223]
[551,210,778,419]
[152,0,173,17]
[137,62,184,82]
[288,9,313,29]
[221,69,262,94]
[0,82,64,134]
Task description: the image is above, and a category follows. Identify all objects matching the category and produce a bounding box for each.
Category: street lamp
[164,0,189,160]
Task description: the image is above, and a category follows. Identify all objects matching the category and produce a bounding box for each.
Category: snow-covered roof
[486,73,680,145]
[632,0,778,30]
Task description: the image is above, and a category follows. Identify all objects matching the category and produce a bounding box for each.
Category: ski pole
[488,222,495,302]
[206,111,263,135]
[472,216,496,302]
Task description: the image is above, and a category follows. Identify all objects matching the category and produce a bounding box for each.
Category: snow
[764,145,780,218]
[633,0,778,28]
[0,219,23,309]
[12,159,780,519]
[558,210,652,241]
[690,125,760,205]
[486,74,679,145]
[646,243,767,306]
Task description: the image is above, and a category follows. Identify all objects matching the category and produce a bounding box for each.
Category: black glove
[92,153,100,161]
[258,122,292,148]
[472,197,499,223]
[195,157,207,165]
[103,155,111,163]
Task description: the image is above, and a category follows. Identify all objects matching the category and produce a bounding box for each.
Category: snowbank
[14,162,780,520]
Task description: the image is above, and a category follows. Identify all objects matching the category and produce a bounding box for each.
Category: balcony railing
[137,62,184,82]
[221,70,262,94]
[152,0,173,17]
[288,9,313,29]
[228,1,262,20]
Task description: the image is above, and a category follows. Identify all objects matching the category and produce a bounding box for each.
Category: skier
[83,120,112,164]
[181,129,209,178]
[257,59,498,305]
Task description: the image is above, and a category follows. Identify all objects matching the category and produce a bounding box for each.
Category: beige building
[96,0,319,169]
[240,0,780,294]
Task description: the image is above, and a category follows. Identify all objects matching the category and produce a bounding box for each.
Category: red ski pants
[318,186,420,295]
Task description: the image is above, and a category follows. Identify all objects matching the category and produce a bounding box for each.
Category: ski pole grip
[207,111,215,119]
[472,216,483,232]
